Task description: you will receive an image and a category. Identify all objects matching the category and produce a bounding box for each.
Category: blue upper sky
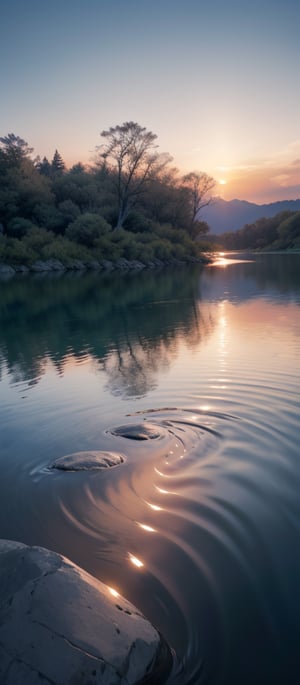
[1,0,299,202]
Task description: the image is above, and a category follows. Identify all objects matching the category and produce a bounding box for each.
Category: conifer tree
[51,149,65,173]
[37,156,52,176]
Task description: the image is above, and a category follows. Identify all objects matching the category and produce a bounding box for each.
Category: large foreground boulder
[0,540,172,684]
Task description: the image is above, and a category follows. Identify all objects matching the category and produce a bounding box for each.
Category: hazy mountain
[201,198,300,234]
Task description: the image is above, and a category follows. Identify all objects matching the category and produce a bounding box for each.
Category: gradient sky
[1,0,299,203]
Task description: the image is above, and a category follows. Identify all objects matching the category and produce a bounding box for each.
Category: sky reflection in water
[0,255,300,684]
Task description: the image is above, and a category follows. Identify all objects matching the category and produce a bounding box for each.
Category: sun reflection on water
[137,523,156,533]
[154,467,167,477]
[155,486,174,495]
[128,553,144,568]
[108,586,120,598]
[210,252,253,267]
[146,502,163,511]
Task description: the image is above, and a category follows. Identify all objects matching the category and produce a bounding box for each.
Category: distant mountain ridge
[201,198,300,234]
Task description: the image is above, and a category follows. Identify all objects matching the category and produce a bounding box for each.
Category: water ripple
[1,402,298,683]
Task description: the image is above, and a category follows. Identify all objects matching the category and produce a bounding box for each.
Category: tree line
[210,211,300,251]
[0,124,215,266]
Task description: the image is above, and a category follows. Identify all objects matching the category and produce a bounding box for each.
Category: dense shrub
[66,213,111,247]
[41,236,90,263]
[58,199,81,225]
[33,203,65,233]
[276,212,300,249]
[24,227,55,250]
[7,217,37,237]
[1,237,38,265]
[94,235,123,261]
[123,211,152,233]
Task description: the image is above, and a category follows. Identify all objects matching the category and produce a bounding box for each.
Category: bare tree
[182,171,216,225]
[97,121,172,230]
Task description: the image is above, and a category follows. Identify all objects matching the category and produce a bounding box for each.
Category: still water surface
[0,254,300,684]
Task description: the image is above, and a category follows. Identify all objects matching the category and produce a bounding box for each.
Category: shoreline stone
[0,540,172,685]
[0,264,15,277]
[0,255,209,279]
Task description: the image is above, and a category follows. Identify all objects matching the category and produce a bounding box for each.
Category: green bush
[0,235,6,261]
[2,237,38,265]
[33,203,65,233]
[94,235,123,261]
[277,212,300,249]
[58,199,81,226]
[24,227,55,251]
[123,211,152,233]
[7,217,37,238]
[128,230,156,244]
[41,236,90,263]
[66,213,111,247]
[152,239,173,259]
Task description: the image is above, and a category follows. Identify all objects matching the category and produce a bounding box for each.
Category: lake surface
[0,253,300,684]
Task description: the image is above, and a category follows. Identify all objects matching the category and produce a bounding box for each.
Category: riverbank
[0,254,210,278]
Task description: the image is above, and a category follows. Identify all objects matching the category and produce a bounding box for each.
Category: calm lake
[0,253,300,684]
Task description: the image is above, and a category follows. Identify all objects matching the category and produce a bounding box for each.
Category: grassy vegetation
[0,223,205,268]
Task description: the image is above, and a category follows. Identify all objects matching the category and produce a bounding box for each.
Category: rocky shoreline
[0,255,209,278]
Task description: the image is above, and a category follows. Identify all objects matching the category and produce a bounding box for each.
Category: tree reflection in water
[0,267,214,397]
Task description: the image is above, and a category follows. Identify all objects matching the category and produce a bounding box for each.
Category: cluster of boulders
[0,255,206,278]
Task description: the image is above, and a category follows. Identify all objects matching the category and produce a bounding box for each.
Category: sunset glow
[1,1,299,203]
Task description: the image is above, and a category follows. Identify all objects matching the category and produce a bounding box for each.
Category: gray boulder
[0,540,172,684]
[87,260,102,270]
[0,264,15,276]
[109,422,164,441]
[101,260,114,271]
[13,264,30,273]
[130,260,146,270]
[31,259,66,272]
[67,259,87,270]
[49,450,125,471]
[30,260,53,272]
[116,258,131,270]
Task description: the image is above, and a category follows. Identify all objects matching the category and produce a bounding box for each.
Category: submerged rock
[49,450,125,471]
[0,540,172,685]
[109,422,163,441]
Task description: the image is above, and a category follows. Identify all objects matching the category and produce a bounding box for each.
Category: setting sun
[219,179,227,185]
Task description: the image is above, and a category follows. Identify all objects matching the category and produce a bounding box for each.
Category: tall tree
[37,156,52,176]
[51,149,65,173]
[98,121,171,230]
[0,134,52,228]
